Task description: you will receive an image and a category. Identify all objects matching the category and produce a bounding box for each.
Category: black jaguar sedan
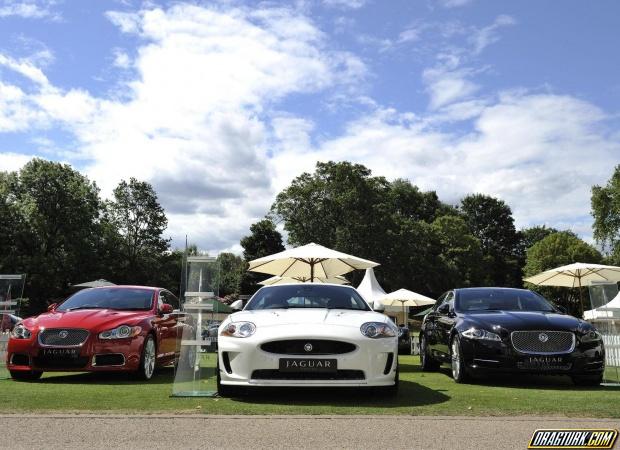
[419,287,605,385]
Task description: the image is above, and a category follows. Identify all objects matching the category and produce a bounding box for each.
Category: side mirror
[160,303,173,315]
[556,305,567,314]
[230,300,244,311]
[373,302,385,312]
[47,303,58,312]
[437,303,450,315]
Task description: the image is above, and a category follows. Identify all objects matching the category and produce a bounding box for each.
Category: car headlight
[98,325,142,340]
[11,324,31,339]
[580,330,602,343]
[361,322,397,339]
[220,321,256,338]
[462,327,501,341]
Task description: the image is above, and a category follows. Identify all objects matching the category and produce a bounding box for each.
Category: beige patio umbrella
[248,243,379,281]
[259,275,349,286]
[524,262,620,316]
[379,289,436,325]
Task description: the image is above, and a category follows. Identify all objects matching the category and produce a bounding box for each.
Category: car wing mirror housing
[437,303,450,315]
[372,301,385,312]
[230,299,244,311]
[160,303,173,314]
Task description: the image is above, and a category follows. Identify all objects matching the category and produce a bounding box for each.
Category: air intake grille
[511,331,575,354]
[251,369,365,380]
[39,329,89,346]
[260,340,356,355]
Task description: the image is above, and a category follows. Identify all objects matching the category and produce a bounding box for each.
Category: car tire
[216,362,237,397]
[450,335,470,384]
[420,334,440,371]
[10,370,43,381]
[571,374,603,386]
[136,334,156,381]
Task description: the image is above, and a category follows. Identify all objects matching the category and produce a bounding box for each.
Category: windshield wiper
[65,305,103,311]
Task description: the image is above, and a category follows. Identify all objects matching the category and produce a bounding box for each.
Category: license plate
[518,355,571,370]
[279,358,337,372]
[41,348,80,358]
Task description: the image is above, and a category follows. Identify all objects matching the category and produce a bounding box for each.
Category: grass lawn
[1,355,619,416]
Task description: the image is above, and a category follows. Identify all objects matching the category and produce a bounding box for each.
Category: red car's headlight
[11,324,32,339]
[99,325,141,340]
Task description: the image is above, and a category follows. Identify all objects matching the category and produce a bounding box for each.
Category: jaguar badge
[304,343,313,352]
[59,330,69,339]
[538,333,549,343]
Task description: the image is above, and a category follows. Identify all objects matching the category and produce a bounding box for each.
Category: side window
[157,291,166,310]
[433,292,448,311]
[165,291,180,310]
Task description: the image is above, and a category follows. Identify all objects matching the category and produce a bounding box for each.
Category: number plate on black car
[279,358,337,372]
[517,355,571,370]
[40,348,80,358]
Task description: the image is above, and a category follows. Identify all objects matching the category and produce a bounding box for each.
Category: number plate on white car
[279,358,337,372]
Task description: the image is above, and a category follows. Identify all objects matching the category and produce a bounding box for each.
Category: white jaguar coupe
[216,284,399,396]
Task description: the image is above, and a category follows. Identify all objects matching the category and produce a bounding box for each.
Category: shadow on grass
[432,365,620,392]
[231,379,450,409]
[22,367,177,386]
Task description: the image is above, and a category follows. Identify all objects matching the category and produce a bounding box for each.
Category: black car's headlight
[462,327,501,342]
[580,330,602,343]
[220,321,256,338]
[11,324,32,339]
[361,322,397,338]
[99,325,142,339]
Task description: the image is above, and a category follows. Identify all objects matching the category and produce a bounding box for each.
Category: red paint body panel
[6,286,185,374]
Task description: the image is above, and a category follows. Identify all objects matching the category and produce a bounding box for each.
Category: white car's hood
[228,308,388,329]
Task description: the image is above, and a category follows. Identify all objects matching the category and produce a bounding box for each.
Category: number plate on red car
[279,358,337,372]
[40,348,80,358]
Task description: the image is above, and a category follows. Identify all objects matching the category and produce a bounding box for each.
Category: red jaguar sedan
[7,286,185,381]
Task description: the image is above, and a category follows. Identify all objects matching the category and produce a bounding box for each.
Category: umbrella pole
[311,261,314,282]
[578,276,585,318]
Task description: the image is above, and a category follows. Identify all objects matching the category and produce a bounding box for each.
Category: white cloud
[0,152,33,171]
[437,0,474,8]
[0,0,59,20]
[322,0,367,10]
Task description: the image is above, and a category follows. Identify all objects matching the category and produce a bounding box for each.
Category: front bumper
[218,325,398,387]
[7,333,145,373]
[460,337,605,376]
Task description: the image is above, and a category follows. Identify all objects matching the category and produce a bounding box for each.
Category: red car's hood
[23,309,151,332]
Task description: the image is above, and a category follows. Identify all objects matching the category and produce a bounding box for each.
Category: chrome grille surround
[511,330,575,355]
[38,328,89,347]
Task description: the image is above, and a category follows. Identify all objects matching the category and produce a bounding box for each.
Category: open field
[1,355,619,417]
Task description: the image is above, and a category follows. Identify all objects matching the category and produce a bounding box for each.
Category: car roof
[84,285,161,292]
[454,287,533,294]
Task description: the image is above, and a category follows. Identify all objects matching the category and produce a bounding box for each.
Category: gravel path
[3,414,618,449]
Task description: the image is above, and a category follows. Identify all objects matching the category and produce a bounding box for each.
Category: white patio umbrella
[259,275,349,286]
[524,262,620,315]
[248,243,379,281]
[379,289,436,325]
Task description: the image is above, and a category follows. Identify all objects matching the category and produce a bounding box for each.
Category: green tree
[592,165,620,263]
[431,215,484,287]
[521,225,560,251]
[106,178,170,285]
[239,219,285,294]
[524,231,602,316]
[1,159,102,313]
[460,194,523,287]
[216,252,245,297]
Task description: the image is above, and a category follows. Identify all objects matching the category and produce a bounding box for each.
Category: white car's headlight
[221,321,256,338]
[462,327,501,341]
[580,330,602,343]
[360,322,397,339]
[99,325,141,340]
[11,324,32,339]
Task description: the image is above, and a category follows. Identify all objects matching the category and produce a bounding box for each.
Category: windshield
[57,288,154,312]
[455,289,556,312]
[245,285,371,311]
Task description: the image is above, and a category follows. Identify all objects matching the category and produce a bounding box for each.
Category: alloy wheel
[451,339,460,380]
[144,338,156,379]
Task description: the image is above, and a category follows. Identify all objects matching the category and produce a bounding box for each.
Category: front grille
[251,369,365,380]
[511,331,575,354]
[39,328,89,347]
[260,340,356,355]
[33,355,88,369]
[93,354,125,366]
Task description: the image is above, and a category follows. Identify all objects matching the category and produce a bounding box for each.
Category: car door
[435,291,456,361]
[155,290,178,361]
[423,292,447,356]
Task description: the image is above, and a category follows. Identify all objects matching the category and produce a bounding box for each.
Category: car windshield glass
[57,288,154,311]
[245,285,370,311]
[456,289,555,312]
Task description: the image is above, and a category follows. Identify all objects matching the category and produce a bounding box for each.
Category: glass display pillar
[171,256,220,397]
[0,275,26,380]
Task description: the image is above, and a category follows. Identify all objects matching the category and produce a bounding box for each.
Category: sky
[0,0,619,253]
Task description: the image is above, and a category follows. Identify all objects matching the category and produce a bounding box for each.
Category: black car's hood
[462,310,585,332]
